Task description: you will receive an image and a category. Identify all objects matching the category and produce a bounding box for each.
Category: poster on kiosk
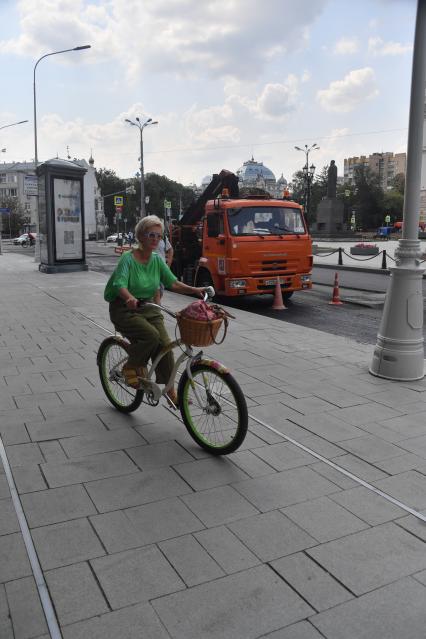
[53,177,83,261]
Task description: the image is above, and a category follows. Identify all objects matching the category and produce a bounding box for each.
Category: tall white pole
[370,0,425,380]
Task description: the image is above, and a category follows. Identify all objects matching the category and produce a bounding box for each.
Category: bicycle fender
[197,357,229,375]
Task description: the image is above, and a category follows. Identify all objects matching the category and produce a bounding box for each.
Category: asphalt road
[3,241,426,346]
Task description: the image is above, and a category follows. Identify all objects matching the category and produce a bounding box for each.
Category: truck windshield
[227,206,306,236]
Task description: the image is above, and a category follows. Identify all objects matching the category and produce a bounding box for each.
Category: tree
[382,189,404,222]
[144,173,194,221]
[392,172,405,195]
[289,170,305,204]
[0,196,26,238]
[290,165,328,225]
[95,168,126,233]
[310,166,328,221]
[351,165,384,230]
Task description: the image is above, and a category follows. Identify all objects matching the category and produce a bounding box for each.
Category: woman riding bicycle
[104,215,206,406]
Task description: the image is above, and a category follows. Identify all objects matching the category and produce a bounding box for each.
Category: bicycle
[97,288,248,455]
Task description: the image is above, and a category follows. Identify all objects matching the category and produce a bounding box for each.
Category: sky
[0,0,418,187]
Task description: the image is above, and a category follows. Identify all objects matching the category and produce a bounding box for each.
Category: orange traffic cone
[272,278,287,310]
[329,272,343,305]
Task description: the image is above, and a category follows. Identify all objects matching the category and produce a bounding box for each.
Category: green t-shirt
[104,250,177,302]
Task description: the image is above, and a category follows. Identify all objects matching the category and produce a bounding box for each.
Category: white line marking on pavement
[0,437,63,639]
[248,413,426,523]
[75,311,426,524]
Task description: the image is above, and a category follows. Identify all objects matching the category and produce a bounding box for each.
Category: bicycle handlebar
[203,286,215,301]
[137,285,216,317]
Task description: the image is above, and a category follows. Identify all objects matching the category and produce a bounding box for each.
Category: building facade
[236,157,288,198]
[0,155,103,238]
[195,158,288,199]
[344,152,406,190]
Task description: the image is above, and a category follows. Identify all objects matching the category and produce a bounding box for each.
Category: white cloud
[330,128,350,138]
[227,75,301,121]
[256,79,299,118]
[0,0,328,80]
[184,104,240,144]
[368,36,412,56]
[333,37,359,55]
[316,67,378,112]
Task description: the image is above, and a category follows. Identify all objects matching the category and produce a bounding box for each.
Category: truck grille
[257,282,291,291]
[248,259,298,274]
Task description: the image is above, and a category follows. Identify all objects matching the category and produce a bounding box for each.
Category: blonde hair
[135,215,164,242]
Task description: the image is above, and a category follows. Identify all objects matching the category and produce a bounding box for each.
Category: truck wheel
[283,292,293,302]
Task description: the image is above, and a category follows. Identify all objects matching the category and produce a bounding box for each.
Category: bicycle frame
[130,295,226,409]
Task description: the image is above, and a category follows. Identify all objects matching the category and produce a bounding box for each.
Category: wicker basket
[177,314,224,346]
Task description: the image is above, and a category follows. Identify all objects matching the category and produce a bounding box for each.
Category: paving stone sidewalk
[1,252,426,639]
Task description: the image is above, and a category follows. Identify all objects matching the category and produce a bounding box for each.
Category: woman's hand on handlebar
[189,286,215,300]
[193,287,206,299]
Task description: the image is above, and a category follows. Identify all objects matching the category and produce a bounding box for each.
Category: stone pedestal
[314,198,345,234]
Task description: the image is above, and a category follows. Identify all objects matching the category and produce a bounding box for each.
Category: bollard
[381,249,387,269]
[338,247,343,266]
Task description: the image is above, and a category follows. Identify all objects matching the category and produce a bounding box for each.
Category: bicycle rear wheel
[97,337,143,413]
[178,364,248,455]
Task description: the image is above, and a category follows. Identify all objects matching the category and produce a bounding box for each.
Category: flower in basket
[180,300,218,321]
[354,243,377,248]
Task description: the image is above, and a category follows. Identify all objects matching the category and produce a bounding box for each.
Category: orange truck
[171,170,313,300]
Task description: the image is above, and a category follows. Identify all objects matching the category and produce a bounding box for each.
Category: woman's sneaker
[122,365,147,389]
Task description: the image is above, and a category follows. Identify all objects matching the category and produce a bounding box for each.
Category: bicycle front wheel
[178,364,248,455]
[97,337,143,413]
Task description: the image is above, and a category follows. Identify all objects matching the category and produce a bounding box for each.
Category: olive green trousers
[109,301,174,384]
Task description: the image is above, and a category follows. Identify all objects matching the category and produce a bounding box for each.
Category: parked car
[13,233,37,246]
[13,233,30,245]
[106,232,128,243]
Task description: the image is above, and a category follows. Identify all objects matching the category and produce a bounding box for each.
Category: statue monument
[327,160,337,199]
[313,159,348,236]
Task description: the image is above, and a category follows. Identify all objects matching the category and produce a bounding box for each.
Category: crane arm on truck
[178,169,239,226]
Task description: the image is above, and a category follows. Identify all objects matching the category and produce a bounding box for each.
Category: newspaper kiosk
[37,158,88,273]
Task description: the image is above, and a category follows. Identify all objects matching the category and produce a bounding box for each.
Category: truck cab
[196,194,312,297]
[172,170,313,300]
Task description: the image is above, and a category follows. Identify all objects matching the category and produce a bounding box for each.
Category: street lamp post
[302,163,316,224]
[0,120,28,133]
[295,144,319,225]
[370,0,426,381]
[125,117,158,217]
[33,45,91,261]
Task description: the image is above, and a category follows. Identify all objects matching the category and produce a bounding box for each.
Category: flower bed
[350,243,379,256]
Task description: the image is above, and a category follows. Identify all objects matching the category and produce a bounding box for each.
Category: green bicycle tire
[178,363,248,455]
[98,337,143,413]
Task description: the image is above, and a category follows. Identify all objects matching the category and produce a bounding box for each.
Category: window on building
[0,174,6,184]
